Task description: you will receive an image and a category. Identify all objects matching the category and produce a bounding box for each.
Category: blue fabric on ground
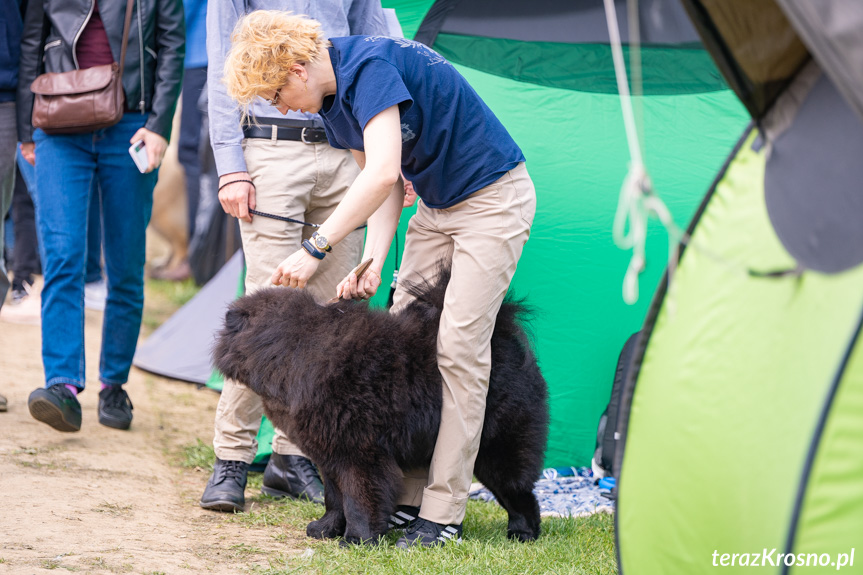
[469,466,615,518]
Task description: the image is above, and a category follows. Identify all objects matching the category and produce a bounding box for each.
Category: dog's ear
[224,304,252,335]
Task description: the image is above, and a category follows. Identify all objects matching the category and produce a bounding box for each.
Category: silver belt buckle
[301,127,314,145]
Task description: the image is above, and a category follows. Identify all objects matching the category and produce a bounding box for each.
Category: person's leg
[94,114,157,429]
[177,67,207,238]
[0,167,42,324]
[244,139,351,494]
[85,182,103,284]
[0,101,16,307]
[25,129,97,432]
[30,129,96,389]
[10,163,41,290]
[223,138,322,460]
[397,164,535,547]
[388,201,456,511]
[206,138,339,510]
[301,144,362,303]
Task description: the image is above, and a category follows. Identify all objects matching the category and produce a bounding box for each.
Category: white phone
[128,140,149,173]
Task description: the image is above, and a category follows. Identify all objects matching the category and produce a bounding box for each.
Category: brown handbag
[30,0,135,135]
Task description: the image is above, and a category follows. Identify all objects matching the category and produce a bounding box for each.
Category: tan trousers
[392,163,536,524]
[213,138,363,463]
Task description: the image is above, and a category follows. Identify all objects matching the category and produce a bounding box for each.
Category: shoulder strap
[118,0,135,76]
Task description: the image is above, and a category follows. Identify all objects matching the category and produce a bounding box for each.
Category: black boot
[261,453,324,504]
[200,458,249,512]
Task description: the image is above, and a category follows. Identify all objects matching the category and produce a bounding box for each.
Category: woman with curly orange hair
[224,10,536,548]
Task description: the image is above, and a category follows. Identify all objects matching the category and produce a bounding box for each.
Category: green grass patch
[179,438,216,470]
[180,435,617,574]
[148,277,200,307]
[142,277,200,333]
[250,506,615,575]
[233,487,616,575]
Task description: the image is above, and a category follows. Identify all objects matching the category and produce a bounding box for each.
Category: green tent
[373,0,747,467]
[616,1,863,572]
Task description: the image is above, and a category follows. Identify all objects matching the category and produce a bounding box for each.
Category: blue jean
[31,113,157,389]
[17,149,102,283]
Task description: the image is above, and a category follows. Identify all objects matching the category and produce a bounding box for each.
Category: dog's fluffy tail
[401,263,535,344]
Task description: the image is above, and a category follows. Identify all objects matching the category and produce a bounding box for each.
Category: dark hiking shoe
[261,453,324,504]
[200,458,249,512]
[0,393,7,412]
[388,505,421,531]
[28,385,82,432]
[396,518,463,549]
[98,386,134,430]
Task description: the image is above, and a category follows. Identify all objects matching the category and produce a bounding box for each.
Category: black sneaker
[200,458,249,512]
[28,385,82,432]
[98,386,133,430]
[388,505,421,531]
[261,453,325,504]
[395,518,463,548]
[10,278,33,304]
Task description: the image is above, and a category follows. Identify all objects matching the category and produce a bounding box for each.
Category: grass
[142,277,200,333]
[178,440,618,575]
[179,438,217,470]
[92,502,133,516]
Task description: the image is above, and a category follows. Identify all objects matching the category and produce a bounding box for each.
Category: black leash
[219,179,367,230]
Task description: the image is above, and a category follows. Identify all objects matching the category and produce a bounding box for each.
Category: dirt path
[0,286,300,574]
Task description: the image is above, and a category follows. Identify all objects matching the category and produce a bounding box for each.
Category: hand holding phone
[129,140,149,173]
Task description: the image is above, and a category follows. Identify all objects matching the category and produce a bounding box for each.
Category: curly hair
[223,11,328,111]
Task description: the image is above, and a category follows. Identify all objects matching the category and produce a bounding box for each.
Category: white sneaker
[0,283,41,326]
[84,278,108,311]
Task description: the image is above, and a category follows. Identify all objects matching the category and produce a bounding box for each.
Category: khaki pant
[392,163,535,524]
[213,138,363,463]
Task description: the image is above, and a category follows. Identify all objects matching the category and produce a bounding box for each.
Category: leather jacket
[17,0,185,141]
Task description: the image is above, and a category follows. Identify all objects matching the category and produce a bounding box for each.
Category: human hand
[271,248,321,289]
[129,127,168,173]
[218,172,256,222]
[336,266,382,301]
[402,178,417,207]
[20,142,35,166]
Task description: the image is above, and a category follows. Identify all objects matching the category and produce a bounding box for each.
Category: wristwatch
[302,239,326,260]
[311,231,332,253]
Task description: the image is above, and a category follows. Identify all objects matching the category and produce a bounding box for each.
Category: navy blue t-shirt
[320,36,525,209]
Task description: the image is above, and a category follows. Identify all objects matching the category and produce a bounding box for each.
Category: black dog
[213,269,549,545]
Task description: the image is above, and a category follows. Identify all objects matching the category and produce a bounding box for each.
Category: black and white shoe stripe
[387,505,420,530]
[395,517,464,548]
[436,525,463,544]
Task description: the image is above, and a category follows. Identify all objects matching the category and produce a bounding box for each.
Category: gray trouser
[0,101,17,309]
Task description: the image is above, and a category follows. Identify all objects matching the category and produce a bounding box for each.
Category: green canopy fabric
[377,0,746,467]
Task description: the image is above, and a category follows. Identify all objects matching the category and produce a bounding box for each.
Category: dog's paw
[307,518,345,539]
[338,534,382,547]
[507,527,540,543]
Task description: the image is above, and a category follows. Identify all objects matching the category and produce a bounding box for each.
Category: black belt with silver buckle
[242,124,328,144]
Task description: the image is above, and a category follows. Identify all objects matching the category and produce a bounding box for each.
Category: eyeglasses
[265,87,282,108]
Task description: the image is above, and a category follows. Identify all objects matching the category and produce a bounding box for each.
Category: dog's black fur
[213,268,549,545]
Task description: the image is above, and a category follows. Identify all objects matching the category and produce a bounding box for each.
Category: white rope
[603,0,681,305]
[603,0,803,305]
